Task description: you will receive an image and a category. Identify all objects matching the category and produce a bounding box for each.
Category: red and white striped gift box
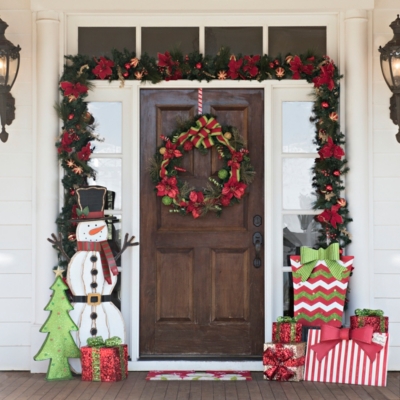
[304,329,389,386]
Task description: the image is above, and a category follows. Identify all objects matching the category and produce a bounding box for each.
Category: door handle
[253,232,263,268]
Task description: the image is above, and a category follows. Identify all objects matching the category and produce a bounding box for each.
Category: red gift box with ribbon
[272,317,302,343]
[81,336,128,382]
[263,342,306,381]
[350,309,389,333]
[304,325,389,386]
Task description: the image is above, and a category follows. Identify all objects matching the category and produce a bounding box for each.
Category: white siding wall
[0,6,33,369]
[373,8,400,370]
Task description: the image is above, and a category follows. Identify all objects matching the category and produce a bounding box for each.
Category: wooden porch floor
[0,371,398,400]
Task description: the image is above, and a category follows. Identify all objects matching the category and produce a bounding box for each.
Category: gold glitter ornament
[159,147,166,155]
[34,276,81,381]
[223,132,232,140]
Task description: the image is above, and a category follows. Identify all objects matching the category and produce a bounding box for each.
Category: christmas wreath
[149,114,255,218]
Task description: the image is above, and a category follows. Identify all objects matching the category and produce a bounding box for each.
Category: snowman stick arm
[47,233,71,263]
[114,233,139,261]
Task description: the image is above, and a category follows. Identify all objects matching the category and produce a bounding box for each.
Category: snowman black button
[90,255,98,262]
[91,269,98,275]
[90,282,98,288]
[90,328,98,336]
[90,312,98,320]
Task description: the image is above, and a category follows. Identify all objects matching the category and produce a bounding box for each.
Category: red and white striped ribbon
[198,88,203,114]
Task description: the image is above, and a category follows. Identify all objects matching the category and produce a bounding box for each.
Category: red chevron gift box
[263,342,306,381]
[290,243,353,327]
[81,336,128,382]
[304,325,389,386]
[350,309,389,334]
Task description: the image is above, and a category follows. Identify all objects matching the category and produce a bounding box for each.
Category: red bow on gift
[310,324,384,362]
[263,345,298,381]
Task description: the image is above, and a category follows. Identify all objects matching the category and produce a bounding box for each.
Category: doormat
[146,371,252,381]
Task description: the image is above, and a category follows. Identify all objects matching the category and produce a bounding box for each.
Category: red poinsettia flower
[222,178,247,200]
[290,56,314,79]
[156,176,179,198]
[92,57,115,79]
[316,204,343,228]
[227,58,243,80]
[313,62,336,91]
[60,81,88,99]
[157,52,182,81]
[318,137,345,160]
[77,142,91,161]
[186,191,205,219]
[163,140,182,159]
[58,131,74,153]
[243,55,260,78]
[227,151,244,170]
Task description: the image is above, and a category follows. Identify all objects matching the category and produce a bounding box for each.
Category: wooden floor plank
[164,380,180,400]
[200,381,213,400]
[246,380,263,400]
[176,381,190,400]
[139,380,158,400]
[1,371,400,399]
[235,381,251,400]
[3,375,42,400]
[268,381,288,400]
[189,381,202,400]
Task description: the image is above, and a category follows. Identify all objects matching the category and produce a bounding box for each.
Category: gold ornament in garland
[150,114,255,219]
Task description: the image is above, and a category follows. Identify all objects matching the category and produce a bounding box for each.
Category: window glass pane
[269,27,326,57]
[78,27,136,57]
[87,102,122,154]
[282,102,316,153]
[283,214,320,266]
[283,272,294,317]
[282,158,315,210]
[142,27,199,57]
[88,158,122,210]
[205,27,262,56]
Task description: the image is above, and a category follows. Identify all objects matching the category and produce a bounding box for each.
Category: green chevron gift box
[290,244,354,327]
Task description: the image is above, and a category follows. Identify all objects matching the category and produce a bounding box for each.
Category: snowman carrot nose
[89,225,105,236]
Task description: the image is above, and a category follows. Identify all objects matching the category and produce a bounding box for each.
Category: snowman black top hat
[71,186,117,222]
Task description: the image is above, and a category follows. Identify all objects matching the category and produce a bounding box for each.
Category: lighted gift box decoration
[272,316,302,343]
[263,342,306,382]
[350,308,389,334]
[290,243,354,327]
[304,325,389,386]
[81,336,128,382]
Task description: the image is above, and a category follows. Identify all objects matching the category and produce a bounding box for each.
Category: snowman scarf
[77,241,118,284]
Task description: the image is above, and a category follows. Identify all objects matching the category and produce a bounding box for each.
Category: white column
[344,10,370,312]
[31,10,60,373]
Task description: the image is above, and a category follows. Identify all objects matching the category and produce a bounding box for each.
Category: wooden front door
[140,89,264,357]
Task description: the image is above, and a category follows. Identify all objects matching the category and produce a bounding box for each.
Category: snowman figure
[49,186,138,373]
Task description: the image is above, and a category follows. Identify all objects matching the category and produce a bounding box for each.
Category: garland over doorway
[55,48,351,265]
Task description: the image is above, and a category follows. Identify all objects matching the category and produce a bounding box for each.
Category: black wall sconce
[379,15,400,142]
[0,18,21,143]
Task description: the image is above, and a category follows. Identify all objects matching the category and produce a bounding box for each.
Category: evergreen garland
[55,48,351,267]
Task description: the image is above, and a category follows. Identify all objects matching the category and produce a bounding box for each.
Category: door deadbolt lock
[253,232,263,268]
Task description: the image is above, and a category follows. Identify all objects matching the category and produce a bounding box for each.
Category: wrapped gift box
[304,326,389,386]
[290,253,354,327]
[350,309,388,333]
[263,342,306,381]
[272,320,302,343]
[81,343,128,382]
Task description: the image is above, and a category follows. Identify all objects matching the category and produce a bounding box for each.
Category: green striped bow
[276,316,298,323]
[298,243,345,282]
[355,309,384,317]
[86,336,122,348]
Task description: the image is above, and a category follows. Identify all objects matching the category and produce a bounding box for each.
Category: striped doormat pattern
[146,371,252,381]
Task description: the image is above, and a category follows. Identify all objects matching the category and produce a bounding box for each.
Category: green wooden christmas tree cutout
[34,274,81,381]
